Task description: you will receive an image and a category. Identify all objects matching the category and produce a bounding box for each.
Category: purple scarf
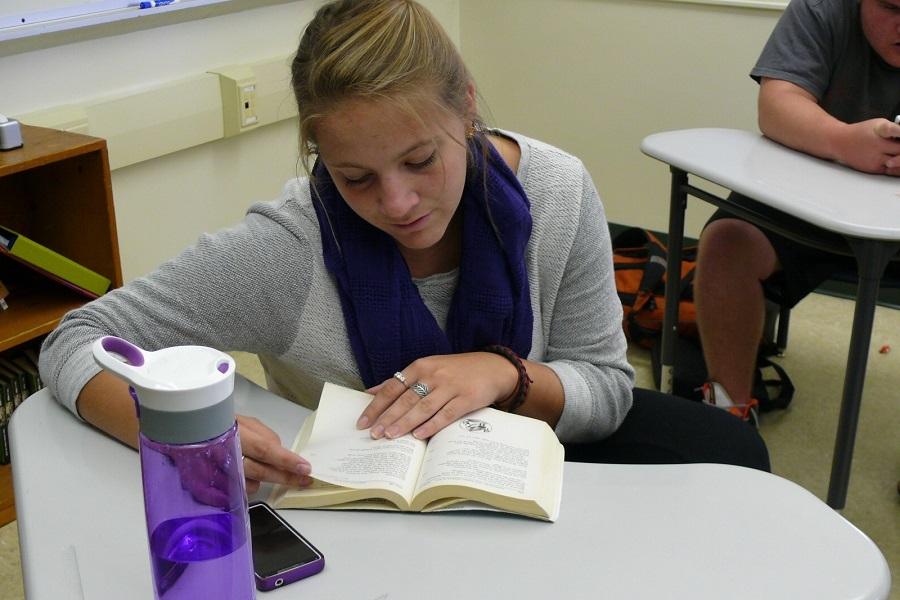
[311,136,533,388]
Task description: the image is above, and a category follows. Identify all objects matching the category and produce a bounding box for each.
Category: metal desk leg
[827,239,898,509]
[660,168,688,394]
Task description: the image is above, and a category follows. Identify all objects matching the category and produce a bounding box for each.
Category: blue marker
[139,0,179,8]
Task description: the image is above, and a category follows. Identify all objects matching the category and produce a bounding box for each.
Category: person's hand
[357,352,518,441]
[835,118,900,176]
[237,414,312,495]
[167,441,241,509]
[163,416,311,509]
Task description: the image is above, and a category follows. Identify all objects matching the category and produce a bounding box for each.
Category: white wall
[1,0,780,281]
[459,0,783,237]
[0,0,459,280]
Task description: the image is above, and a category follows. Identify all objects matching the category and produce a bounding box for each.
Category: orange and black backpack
[611,227,698,349]
[611,227,794,411]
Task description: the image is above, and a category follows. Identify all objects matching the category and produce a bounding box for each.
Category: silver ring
[410,381,430,398]
[393,371,408,385]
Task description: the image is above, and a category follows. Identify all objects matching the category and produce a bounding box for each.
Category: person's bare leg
[695,219,780,404]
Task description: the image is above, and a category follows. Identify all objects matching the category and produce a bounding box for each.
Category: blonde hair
[291,0,478,170]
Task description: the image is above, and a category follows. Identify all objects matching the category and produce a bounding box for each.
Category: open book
[269,383,564,521]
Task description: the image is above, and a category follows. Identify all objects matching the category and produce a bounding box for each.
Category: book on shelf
[0,224,110,298]
[24,347,41,376]
[0,361,18,466]
[0,361,24,410]
[12,356,41,394]
[0,376,9,465]
[268,382,565,522]
[0,377,9,418]
[0,421,8,465]
[0,344,45,465]
[0,279,8,310]
[0,428,8,465]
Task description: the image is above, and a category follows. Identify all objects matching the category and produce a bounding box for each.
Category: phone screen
[249,503,322,578]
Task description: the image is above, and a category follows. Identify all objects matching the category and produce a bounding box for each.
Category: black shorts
[706,195,900,308]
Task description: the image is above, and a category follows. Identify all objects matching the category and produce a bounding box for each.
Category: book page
[411,406,562,515]
[297,383,427,502]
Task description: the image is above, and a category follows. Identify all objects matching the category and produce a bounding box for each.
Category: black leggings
[563,387,770,471]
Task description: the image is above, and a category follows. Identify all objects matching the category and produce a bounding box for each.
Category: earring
[465,120,477,139]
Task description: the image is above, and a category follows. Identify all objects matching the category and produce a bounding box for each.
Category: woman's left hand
[357,352,518,440]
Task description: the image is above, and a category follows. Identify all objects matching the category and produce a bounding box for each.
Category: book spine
[0,278,8,311]
[13,357,41,394]
[23,348,43,389]
[0,360,26,408]
[0,379,9,465]
[0,426,9,466]
[0,342,47,465]
[0,421,8,465]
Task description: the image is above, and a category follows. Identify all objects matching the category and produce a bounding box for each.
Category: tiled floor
[0,521,22,600]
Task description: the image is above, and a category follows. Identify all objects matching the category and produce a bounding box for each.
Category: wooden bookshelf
[0,464,14,525]
[0,125,122,527]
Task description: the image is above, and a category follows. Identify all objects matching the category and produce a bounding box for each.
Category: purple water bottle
[93,337,256,599]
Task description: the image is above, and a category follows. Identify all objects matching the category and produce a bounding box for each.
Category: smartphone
[248,501,325,591]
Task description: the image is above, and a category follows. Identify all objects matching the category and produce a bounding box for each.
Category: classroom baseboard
[16,54,296,171]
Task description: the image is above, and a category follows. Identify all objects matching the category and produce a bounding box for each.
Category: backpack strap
[612,228,668,304]
[756,355,795,411]
[679,267,695,299]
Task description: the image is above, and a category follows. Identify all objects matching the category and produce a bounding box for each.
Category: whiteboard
[0,0,294,42]
[656,0,786,9]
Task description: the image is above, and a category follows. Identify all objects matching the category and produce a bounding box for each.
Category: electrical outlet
[209,65,260,137]
[239,81,258,129]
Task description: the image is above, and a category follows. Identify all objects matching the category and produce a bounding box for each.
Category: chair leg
[763,300,779,348]
[776,305,790,355]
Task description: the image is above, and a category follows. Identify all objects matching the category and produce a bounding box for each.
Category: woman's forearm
[76,371,140,449]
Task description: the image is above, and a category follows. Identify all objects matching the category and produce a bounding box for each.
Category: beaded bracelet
[482,345,532,413]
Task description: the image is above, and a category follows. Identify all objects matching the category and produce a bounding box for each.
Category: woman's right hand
[237,414,312,494]
[78,372,312,495]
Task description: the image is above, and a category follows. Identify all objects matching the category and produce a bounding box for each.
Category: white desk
[10,378,891,599]
[641,128,900,509]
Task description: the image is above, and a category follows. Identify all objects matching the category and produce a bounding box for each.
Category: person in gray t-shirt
[693,0,900,419]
